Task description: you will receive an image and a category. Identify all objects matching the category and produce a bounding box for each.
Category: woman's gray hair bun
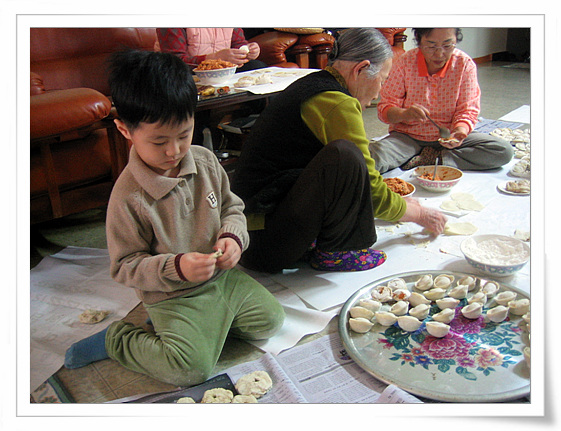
[328,28,393,75]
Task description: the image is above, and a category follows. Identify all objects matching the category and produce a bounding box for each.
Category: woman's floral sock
[309,248,387,271]
[64,327,109,369]
[401,147,441,170]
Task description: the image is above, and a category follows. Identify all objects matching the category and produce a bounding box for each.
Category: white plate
[339,270,530,402]
[403,183,415,198]
[497,180,530,196]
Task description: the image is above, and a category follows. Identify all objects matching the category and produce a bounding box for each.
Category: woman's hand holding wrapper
[399,197,447,235]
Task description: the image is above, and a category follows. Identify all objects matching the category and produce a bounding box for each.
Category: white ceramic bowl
[193,66,237,85]
[403,183,416,198]
[460,234,530,277]
[414,166,463,192]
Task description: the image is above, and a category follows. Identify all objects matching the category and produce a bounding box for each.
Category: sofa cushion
[298,33,335,47]
[30,88,112,140]
[250,31,299,66]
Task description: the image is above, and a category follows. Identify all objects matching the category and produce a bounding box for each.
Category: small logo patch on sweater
[206,191,218,208]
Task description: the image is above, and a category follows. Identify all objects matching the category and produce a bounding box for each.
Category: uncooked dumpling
[397,316,422,332]
[349,317,374,333]
[409,291,431,307]
[461,302,483,319]
[358,298,382,312]
[234,76,256,88]
[486,305,509,323]
[409,303,430,320]
[390,300,409,316]
[448,284,468,299]
[426,321,450,338]
[350,306,375,320]
[375,311,398,326]
[255,74,273,85]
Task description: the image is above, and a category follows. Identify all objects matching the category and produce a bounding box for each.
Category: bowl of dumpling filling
[413,165,462,192]
[460,234,530,277]
[383,177,415,198]
[193,60,237,85]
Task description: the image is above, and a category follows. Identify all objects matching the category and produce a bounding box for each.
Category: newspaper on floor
[107,332,422,404]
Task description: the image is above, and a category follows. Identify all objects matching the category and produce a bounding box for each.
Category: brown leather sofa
[376,28,408,57]
[249,30,336,69]
[30,27,158,224]
[248,28,407,69]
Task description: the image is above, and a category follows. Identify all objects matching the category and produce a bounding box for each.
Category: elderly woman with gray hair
[231,28,447,273]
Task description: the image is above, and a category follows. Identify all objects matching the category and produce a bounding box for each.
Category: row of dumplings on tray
[348,274,531,341]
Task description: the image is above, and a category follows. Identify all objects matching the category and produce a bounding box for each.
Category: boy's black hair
[412,28,463,45]
[108,49,198,131]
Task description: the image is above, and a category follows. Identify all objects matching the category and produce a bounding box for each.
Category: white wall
[402,28,508,59]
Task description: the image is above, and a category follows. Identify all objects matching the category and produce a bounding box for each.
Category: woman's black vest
[231,69,351,214]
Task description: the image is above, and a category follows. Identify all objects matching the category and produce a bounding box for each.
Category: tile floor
[30,60,531,403]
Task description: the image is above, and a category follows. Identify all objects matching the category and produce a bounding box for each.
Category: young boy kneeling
[64,49,285,387]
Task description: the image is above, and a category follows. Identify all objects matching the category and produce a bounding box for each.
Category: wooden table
[196,87,276,111]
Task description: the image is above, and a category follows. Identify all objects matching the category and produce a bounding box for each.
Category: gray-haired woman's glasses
[421,43,456,54]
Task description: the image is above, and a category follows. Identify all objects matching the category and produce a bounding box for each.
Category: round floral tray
[338,270,530,402]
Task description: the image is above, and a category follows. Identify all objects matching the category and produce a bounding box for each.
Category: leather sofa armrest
[376,28,407,46]
[30,88,112,140]
[298,32,335,48]
[249,31,299,66]
[30,72,45,96]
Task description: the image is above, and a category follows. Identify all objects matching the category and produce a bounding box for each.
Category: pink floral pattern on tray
[381,303,522,380]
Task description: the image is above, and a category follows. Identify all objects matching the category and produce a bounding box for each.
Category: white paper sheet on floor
[29,247,140,392]
[499,105,530,123]
[268,158,531,311]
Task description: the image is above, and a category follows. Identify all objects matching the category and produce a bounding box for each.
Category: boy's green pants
[105,268,284,387]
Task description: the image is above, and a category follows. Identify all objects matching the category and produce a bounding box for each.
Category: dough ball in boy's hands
[239,45,250,54]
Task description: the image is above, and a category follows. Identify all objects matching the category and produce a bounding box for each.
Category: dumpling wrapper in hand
[444,222,478,236]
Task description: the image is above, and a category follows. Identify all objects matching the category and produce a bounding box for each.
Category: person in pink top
[156,28,266,72]
[369,28,513,174]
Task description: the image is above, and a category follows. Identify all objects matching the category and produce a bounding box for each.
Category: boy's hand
[179,252,217,283]
[213,237,241,270]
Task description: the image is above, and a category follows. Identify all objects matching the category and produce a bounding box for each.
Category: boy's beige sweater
[106,145,249,305]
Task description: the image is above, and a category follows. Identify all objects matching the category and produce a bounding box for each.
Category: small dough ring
[232,394,258,403]
[235,371,273,398]
[201,388,234,403]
